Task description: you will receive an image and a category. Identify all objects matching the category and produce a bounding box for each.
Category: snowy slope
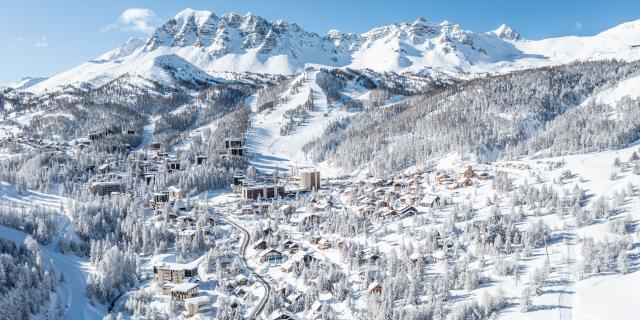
[22,9,640,93]
[0,182,106,320]
[582,73,640,106]
[245,70,364,175]
[28,52,220,93]
[0,76,48,91]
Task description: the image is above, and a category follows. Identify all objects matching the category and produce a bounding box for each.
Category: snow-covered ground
[0,225,105,320]
[0,181,106,319]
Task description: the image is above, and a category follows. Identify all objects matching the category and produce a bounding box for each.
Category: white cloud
[574,21,583,31]
[34,36,48,48]
[102,8,161,34]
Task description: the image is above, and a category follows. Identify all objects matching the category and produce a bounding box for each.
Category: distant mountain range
[21,8,640,93]
[1,77,48,91]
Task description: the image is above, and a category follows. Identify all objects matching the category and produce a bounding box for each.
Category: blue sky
[1,0,639,83]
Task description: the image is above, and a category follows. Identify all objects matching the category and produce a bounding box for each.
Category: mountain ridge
[23,8,640,94]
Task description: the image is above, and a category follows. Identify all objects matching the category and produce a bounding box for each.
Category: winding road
[218,210,272,319]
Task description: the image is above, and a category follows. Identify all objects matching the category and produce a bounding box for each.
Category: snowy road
[206,198,272,319]
[0,225,106,320]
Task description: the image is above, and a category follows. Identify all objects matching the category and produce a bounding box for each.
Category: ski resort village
[1,5,640,320]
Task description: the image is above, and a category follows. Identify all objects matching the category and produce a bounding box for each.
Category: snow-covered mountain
[95,37,147,61]
[25,8,640,93]
[1,76,48,91]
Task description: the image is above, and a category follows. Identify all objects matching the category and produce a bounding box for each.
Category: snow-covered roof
[432,250,446,260]
[172,282,198,293]
[154,258,200,271]
[184,295,210,305]
[420,194,440,204]
[258,248,282,257]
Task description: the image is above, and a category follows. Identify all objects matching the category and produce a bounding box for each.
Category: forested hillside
[304,60,640,173]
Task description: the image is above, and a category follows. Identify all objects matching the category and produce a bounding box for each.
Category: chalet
[153,261,199,283]
[98,163,111,174]
[310,301,323,313]
[437,233,455,249]
[90,181,124,196]
[259,248,284,263]
[280,204,296,215]
[317,238,331,250]
[310,235,322,244]
[171,282,199,301]
[149,142,161,150]
[477,172,491,180]
[195,155,208,165]
[283,240,295,249]
[457,177,473,187]
[306,301,324,320]
[236,274,248,286]
[395,205,417,219]
[431,250,447,263]
[253,239,267,250]
[378,208,396,220]
[184,295,211,318]
[400,194,417,205]
[165,159,181,171]
[168,186,182,199]
[371,178,387,187]
[286,292,302,304]
[287,243,300,253]
[280,261,295,273]
[233,286,247,298]
[423,195,442,209]
[258,201,271,214]
[369,281,383,294]
[240,204,254,215]
[457,166,475,179]
[150,192,170,209]
[393,181,404,192]
[436,174,453,184]
[446,183,458,190]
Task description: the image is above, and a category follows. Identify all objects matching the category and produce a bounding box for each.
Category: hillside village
[1,6,640,320]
